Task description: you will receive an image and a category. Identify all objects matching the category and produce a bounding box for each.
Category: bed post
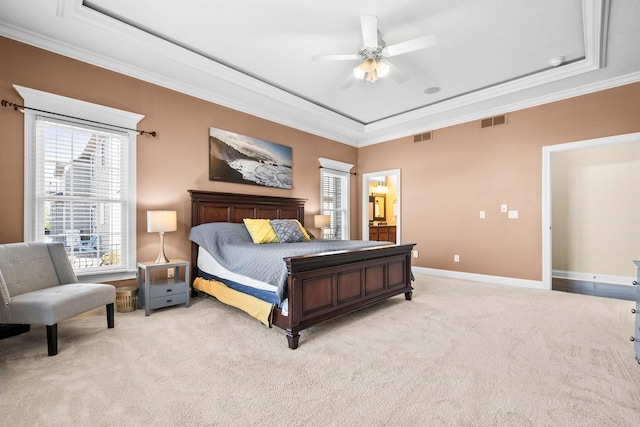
[405,251,413,300]
[286,330,300,349]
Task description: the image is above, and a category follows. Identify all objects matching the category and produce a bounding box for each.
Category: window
[318,158,353,240]
[18,85,142,281]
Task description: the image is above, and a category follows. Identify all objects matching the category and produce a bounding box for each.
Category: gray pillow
[270,220,307,243]
[189,222,253,246]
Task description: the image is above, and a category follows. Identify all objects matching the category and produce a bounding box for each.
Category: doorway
[362,169,401,244]
[542,131,640,290]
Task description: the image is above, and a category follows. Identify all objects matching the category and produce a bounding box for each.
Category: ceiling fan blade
[385,60,409,84]
[312,53,362,61]
[340,74,356,89]
[361,15,378,47]
[384,34,438,57]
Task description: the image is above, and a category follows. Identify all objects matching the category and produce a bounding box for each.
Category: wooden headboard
[188,190,307,278]
[188,190,306,226]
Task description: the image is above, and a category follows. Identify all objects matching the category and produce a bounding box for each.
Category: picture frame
[209,127,292,189]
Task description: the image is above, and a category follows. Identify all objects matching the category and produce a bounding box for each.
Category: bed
[188,190,415,349]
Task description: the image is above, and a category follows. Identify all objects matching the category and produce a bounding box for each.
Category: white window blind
[35,116,129,274]
[321,169,349,240]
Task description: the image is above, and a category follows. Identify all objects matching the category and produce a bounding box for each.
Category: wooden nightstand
[137,260,190,316]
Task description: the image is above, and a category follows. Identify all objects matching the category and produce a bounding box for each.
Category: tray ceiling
[1,0,639,146]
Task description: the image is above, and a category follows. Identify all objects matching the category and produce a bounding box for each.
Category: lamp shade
[147,211,177,233]
[314,214,331,228]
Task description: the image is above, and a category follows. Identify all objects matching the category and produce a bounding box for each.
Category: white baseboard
[552,270,635,286]
[412,267,546,290]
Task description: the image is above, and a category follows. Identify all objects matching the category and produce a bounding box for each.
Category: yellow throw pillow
[295,220,312,241]
[243,218,279,244]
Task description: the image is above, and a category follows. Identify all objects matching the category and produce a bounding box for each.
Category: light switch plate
[508,210,519,219]
[501,204,508,213]
[479,210,486,219]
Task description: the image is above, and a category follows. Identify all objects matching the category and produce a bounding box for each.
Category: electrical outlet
[454,254,460,263]
[508,210,519,219]
[167,268,174,278]
[412,250,419,258]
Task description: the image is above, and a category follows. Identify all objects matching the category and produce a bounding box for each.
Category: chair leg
[106,303,115,328]
[46,324,58,356]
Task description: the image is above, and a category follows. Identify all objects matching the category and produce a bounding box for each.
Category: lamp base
[154,232,170,264]
[154,253,170,264]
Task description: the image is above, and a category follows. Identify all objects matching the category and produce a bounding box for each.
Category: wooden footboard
[275,243,415,349]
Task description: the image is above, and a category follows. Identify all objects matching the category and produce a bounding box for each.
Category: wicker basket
[115,286,138,313]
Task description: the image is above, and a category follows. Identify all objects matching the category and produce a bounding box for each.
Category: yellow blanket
[193,277,274,327]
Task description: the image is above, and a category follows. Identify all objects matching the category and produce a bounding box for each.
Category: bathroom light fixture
[375,184,389,194]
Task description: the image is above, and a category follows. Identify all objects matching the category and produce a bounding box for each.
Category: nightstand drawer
[149,292,188,310]
[149,281,187,298]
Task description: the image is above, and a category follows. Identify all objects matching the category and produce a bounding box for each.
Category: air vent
[481,114,507,128]
[413,131,433,142]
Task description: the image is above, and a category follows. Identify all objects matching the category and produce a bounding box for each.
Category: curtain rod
[319,166,357,175]
[1,99,157,137]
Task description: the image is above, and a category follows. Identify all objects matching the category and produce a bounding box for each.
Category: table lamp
[147,210,177,263]
[314,214,331,238]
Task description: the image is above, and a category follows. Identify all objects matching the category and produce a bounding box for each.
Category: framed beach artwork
[209,127,292,189]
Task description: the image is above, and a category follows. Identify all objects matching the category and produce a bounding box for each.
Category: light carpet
[1,273,639,426]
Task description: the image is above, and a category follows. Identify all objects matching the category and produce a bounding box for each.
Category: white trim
[414,267,545,290]
[362,169,401,244]
[16,85,142,278]
[318,157,354,173]
[14,85,144,127]
[541,131,640,290]
[552,270,635,287]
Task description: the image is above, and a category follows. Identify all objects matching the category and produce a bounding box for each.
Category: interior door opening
[362,169,401,244]
[542,132,640,290]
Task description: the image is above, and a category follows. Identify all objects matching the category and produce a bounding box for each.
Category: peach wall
[358,82,640,281]
[0,37,357,270]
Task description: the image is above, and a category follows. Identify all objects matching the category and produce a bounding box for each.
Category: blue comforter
[189,222,392,300]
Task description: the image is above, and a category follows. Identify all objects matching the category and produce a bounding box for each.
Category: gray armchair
[0,242,115,356]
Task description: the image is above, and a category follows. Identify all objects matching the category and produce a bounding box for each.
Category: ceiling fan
[312,16,438,86]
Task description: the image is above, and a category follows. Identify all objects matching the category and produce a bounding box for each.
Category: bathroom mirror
[369,194,386,221]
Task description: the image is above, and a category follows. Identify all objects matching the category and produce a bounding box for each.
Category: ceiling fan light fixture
[366,70,378,83]
[354,58,383,82]
[362,58,377,73]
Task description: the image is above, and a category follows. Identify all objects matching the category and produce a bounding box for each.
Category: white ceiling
[1,0,639,147]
